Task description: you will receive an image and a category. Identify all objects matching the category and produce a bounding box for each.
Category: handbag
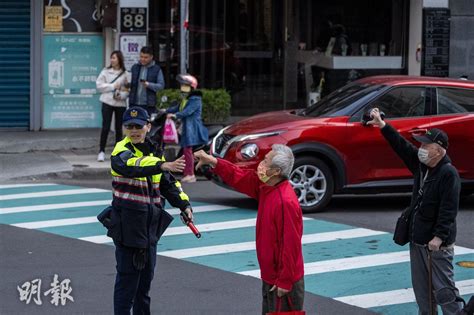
[97,205,122,242]
[393,207,411,246]
[393,169,428,246]
[156,207,174,240]
[266,296,306,315]
[163,118,179,144]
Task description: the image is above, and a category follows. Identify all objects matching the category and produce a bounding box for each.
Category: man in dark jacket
[369,108,462,315]
[129,46,165,116]
[109,106,193,314]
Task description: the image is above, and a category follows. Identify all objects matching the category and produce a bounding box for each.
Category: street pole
[180,0,189,74]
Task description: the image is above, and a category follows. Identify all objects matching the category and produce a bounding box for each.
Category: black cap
[413,128,449,149]
[123,107,149,126]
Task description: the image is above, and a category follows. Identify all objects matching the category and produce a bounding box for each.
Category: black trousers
[114,243,157,315]
[262,277,305,314]
[100,103,126,152]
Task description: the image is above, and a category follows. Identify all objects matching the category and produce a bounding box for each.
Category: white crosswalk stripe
[335,279,474,308]
[0,183,57,189]
[10,204,238,228]
[0,200,112,215]
[160,228,387,259]
[0,188,108,201]
[80,217,312,244]
[239,246,474,277]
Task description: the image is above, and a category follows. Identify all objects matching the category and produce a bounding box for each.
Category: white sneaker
[97,151,105,162]
[181,175,196,183]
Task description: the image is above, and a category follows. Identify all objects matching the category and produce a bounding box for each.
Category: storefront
[147,0,411,116]
[3,0,471,129]
[0,0,32,128]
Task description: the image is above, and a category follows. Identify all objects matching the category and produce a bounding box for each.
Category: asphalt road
[1,176,473,314]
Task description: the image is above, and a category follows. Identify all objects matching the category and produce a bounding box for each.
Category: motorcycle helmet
[176,74,198,90]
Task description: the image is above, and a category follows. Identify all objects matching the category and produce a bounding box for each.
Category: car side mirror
[361,109,385,126]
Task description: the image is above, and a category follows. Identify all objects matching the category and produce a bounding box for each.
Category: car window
[437,88,474,114]
[368,87,426,119]
[304,83,378,117]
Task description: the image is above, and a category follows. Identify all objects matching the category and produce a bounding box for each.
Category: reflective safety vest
[109,137,190,248]
[111,137,164,210]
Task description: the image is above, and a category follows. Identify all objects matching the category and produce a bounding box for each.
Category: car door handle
[408,128,427,135]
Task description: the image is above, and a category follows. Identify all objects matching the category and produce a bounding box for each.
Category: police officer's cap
[123,107,150,126]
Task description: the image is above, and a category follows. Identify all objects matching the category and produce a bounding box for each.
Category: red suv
[210,76,474,212]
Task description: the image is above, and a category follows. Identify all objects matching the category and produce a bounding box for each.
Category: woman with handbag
[95,50,130,162]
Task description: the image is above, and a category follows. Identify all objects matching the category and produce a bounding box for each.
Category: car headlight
[235,131,284,142]
[240,143,259,159]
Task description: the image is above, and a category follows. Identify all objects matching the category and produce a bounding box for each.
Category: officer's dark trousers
[114,243,157,315]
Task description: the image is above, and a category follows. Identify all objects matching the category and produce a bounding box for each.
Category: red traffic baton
[181,213,201,238]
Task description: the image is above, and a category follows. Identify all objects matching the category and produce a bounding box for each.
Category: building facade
[1,0,473,129]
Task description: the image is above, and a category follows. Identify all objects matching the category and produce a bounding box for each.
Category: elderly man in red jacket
[194,144,305,314]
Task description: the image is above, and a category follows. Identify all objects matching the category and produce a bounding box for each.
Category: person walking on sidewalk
[368,108,463,315]
[128,46,165,116]
[110,106,194,314]
[96,50,130,162]
[166,74,208,183]
[194,146,305,314]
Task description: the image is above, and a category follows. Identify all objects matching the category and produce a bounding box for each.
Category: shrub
[156,89,231,124]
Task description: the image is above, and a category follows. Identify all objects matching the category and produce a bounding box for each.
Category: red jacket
[213,158,304,290]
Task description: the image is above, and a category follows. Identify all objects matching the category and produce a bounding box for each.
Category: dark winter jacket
[166,90,209,147]
[381,124,460,246]
[109,137,190,248]
[129,62,164,107]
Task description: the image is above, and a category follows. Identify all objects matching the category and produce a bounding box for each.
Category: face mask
[418,148,431,164]
[257,162,273,183]
[180,85,191,93]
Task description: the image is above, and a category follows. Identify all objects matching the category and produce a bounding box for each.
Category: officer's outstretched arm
[160,172,191,211]
[111,150,165,178]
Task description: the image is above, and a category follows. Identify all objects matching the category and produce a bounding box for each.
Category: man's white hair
[270,144,294,179]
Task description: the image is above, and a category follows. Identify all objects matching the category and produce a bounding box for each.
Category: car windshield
[301,83,378,117]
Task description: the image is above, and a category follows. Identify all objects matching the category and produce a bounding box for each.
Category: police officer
[110,106,193,314]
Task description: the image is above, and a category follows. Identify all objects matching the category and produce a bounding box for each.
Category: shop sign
[43,34,103,129]
[421,8,450,77]
[120,35,147,71]
[43,0,101,33]
[120,7,147,33]
[44,6,63,32]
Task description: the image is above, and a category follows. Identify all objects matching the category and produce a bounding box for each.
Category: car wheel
[290,156,334,213]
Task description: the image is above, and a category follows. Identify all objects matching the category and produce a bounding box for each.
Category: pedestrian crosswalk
[1,183,473,314]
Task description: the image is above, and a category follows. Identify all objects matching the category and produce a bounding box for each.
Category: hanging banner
[43,34,103,129]
[120,35,147,70]
[44,6,63,32]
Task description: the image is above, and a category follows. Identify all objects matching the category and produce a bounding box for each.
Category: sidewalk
[0,116,249,181]
[0,128,178,181]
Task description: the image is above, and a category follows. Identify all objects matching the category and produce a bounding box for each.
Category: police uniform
[109,107,191,315]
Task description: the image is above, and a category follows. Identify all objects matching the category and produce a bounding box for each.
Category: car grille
[213,133,235,157]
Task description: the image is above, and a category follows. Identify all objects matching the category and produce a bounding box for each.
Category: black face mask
[133,142,151,155]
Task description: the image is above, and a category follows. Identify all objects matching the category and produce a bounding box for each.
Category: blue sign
[43,34,103,128]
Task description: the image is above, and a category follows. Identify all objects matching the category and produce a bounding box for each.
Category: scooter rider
[166,74,208,183]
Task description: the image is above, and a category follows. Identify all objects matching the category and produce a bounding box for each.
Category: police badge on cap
[123,107,150,126]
